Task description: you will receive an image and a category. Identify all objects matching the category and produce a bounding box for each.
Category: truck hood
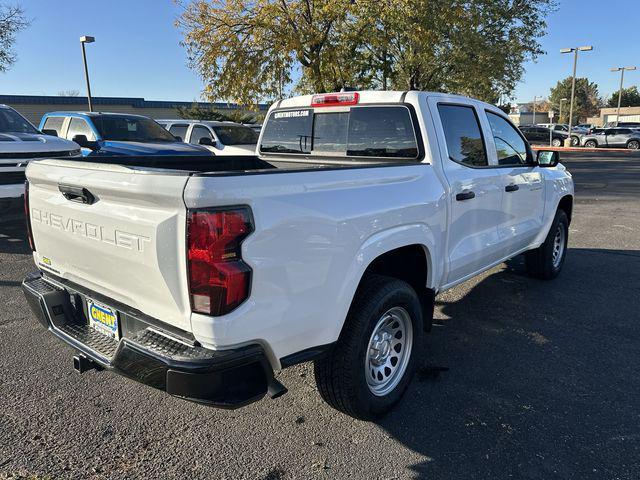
[0,132,79,153]
[94,140,212,156]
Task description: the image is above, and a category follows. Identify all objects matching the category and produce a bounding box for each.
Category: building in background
[0,95,269,125]
[508,103,551,126]
[586,106,640,127]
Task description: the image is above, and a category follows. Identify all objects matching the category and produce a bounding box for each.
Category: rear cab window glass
[437,104,488,167]
[260,106,419,159]
[486,112,528,166]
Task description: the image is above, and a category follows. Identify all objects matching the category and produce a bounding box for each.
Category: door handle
[505,184,519,192]
[455,191,476,201]
[58,184,96,205]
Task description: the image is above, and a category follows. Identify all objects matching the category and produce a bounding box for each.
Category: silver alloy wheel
[571,136,579,146]
[552,138,562,147]
[552,223,566,269]
[627,140,639,150]
[365,306,413,396]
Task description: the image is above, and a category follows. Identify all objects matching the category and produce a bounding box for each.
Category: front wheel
[552,138,562,147]
[314,275,423,420]
[627,140,640,150]
[525,209,569,279]
[584,140,597,148]
[571,136,580,147]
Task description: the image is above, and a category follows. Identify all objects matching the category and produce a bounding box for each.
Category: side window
[42,117,64,136]
[486,112,528,166]
[189,125,213,145]
[437,104,488,167]
[66,118,95,141]
[168,124,189,141]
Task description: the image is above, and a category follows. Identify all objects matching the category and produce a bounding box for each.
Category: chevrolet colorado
[22,91,573,419]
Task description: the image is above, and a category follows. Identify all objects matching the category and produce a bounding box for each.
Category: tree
[607,86,640,108]
[0,4,29,73]
[178,0,555,105]
[176,103,263,123]
[549,77,601,124]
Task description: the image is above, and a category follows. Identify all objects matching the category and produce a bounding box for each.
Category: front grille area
[0,171,26,185]
[0,150,79,159]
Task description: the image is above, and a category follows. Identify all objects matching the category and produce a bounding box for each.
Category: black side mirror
[198,137,215,146]
[41,129,58,137]
[173,135,182,142]
[72,134,93,149]
[536,150,559,167]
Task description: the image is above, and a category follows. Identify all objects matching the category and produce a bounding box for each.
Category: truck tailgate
[26,159,192,331]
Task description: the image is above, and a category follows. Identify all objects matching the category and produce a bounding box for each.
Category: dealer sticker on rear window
[273,110,310,119]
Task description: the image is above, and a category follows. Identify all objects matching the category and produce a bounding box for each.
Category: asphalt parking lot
[1,151,639,480]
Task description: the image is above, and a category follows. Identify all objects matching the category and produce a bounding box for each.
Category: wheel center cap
[370,332,393,365]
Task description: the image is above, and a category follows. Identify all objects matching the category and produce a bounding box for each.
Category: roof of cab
[272,90,485,110]
[43,111,151,118]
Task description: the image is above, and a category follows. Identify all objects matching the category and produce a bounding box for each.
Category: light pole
[559,98,568,124]
[532,95,538,125]
[80,35,95,112]
[561,46,593,146]
[611,66,636,126]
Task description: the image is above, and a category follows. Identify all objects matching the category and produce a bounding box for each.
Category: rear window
[260,106,419,159]
[212,125,259,145]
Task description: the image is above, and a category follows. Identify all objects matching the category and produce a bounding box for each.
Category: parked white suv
[0,105,79,205]
[158,120,259,155]
[22,91,573,419]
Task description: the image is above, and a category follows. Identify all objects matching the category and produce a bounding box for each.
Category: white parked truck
[0,105,79,208]
[22,91,573,419]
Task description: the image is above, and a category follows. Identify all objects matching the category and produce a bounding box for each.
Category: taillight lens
[24,180,35,251]
[311,92,359,107]
[187,207,253,316]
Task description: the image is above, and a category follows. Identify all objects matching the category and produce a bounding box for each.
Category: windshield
[260,106,419,159]
[93,115,177,142]
[212,125,259,145]
[0,107,39,134]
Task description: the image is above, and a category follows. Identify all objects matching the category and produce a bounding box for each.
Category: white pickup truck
[22,91,573,419]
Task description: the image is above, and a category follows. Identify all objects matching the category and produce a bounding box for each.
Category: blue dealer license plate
[87,300,119,340]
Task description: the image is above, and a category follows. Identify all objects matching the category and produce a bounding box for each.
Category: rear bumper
[22,271,273,409]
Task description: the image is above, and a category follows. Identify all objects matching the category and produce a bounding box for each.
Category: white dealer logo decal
[273,110,309,119]
[31,208,151,253]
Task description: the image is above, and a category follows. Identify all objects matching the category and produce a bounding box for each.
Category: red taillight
[311,92,359,107]
[24,180,35,251]
[187,207,253,316]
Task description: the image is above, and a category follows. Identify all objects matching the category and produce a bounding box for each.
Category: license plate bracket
[86,299,120,340]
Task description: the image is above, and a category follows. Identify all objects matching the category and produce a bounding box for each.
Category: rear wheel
[314,274,423,420]
[525,209,569,280]
[584,140,597,148]
[627,140,640,150]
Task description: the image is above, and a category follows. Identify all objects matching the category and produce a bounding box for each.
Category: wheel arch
[558,194,573,224]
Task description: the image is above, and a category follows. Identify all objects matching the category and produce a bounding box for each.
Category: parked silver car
[581,128,640,149]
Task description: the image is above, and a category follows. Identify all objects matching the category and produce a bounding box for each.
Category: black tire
[627,140,640,150]
[314,274,424,420]
[571,136,580,147]
[525,209,569,280]
[584,140,597,148]
[552,138,562,147]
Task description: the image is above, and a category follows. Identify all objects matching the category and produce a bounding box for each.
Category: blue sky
[2,0,638,104]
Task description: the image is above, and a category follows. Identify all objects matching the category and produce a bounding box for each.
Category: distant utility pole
[559,98,568,124]
[611,66,637,126]
[532,96,538,125]
[561,45,593,146]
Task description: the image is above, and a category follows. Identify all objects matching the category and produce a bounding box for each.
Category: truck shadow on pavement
[378,248,640,479]
[0,214,29,256]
